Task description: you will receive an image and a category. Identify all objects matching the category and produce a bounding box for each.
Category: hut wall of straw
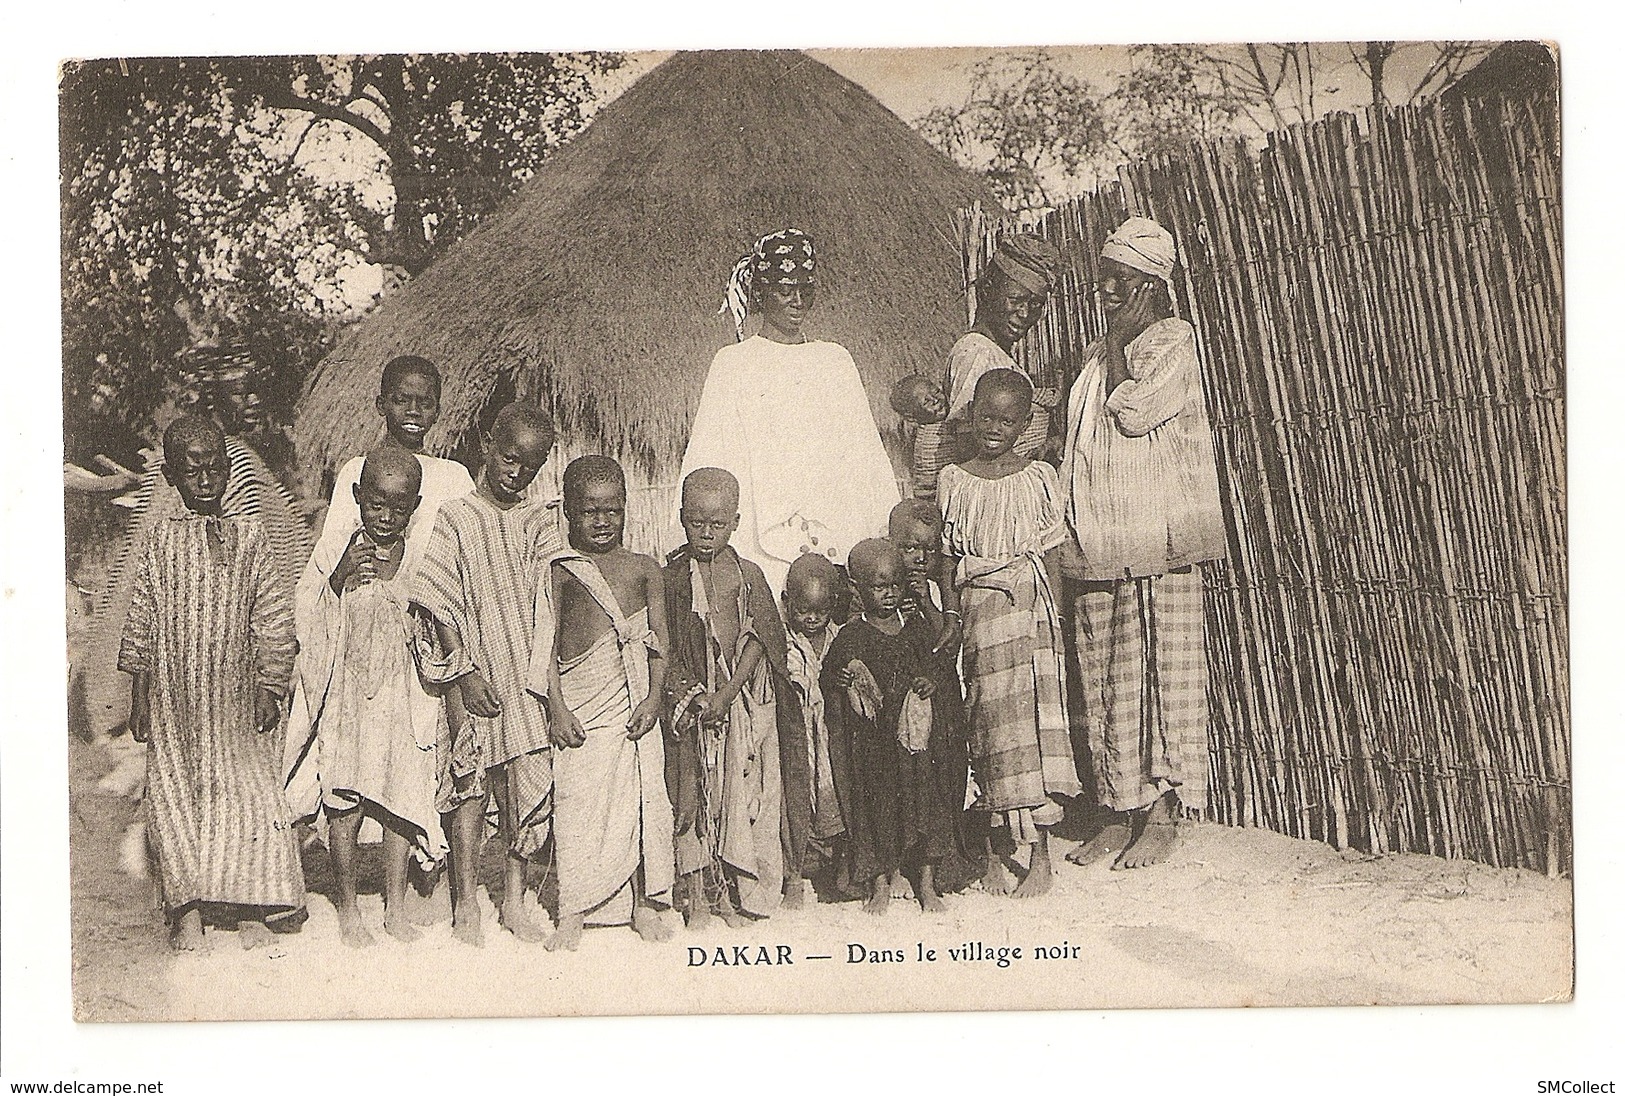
[967,93,1566,873]
[294,50,998,553]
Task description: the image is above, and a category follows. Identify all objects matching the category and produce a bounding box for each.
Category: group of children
[122,351,1084,952]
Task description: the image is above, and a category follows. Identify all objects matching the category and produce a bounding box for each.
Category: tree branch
[259,87,390,151]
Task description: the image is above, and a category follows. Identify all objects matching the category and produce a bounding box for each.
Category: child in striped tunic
[120,416,303,952]
[412,403,560,946]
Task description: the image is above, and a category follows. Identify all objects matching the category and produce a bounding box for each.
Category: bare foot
[685,903,714,931]
[1067,821,1132,866]
[545,915,584,952]
[889,870,915,900]
[170,908,206,953]
[383,912,422,943]
[917,866,945,912]
[499,901,547,943]
[1115,820,1178,870]
[715,889,748,929]
[982,856,1017,896]
[238,921,274,950]
[1013,838,1054,899]
[336,905,376,948]
[407,882,452,926]
[863,875,889,916]
[632,905,673,943]
[452,903,484,947]
[782,877,807,910]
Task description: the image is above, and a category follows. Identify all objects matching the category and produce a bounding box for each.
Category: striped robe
[939,460,1080,841]
[118,512,303,913]
[411,492,561,857]
[84,437,312,739]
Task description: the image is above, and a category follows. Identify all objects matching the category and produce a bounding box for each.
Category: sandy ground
[68,735,1573,1022]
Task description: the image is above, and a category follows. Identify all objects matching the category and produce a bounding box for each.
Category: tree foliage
[60,52,624,456]
[1107,44,1251,161]
[225,53,625,273]
[60,57,369,446]
[917,43,1496,213]
[915,50,1111,214]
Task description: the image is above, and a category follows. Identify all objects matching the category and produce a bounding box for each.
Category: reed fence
[960,92,1567,873]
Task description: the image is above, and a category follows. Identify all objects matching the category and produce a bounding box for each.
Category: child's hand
[458,672,503,719]
[332,534,377,594]
[911,676,936,699]
[697,688,734,726]
[550,706,587,750]
[834,666,855,689]
[254,687,283,734]
[931,614,963,657]
[907,571,932,600]
[628,698,661,741]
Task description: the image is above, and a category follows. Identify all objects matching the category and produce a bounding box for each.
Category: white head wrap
[1101,216,1177,299]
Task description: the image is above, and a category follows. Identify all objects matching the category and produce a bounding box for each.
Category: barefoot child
[120,415,303,950]
[888,499,978,895]
[530,456,676,950]
[286,355,474,917]
[295,447,446,946]
[891,373,950,502]
[938,370,1080,898]
[780,553,846,904]
[822,539,961,915]
[663,467,785,926]
[412,402,560,945]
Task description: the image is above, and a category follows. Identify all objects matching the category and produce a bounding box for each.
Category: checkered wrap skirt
[1072,566,1210,814]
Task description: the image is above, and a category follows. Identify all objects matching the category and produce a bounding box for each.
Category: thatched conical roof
[294,49,997,493]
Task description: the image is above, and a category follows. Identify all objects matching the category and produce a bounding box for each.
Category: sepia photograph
[49,38,1577,1028]
[50,38,1575,1028]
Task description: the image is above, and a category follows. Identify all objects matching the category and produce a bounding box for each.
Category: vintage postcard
[55,40,1570,1027]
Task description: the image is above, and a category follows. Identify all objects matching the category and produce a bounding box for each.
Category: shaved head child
[781,552,849,902]
[821,539,965,914]
[120,416,303,951]
[295,446,452,947]
[412,402,561,944]
[664,467,789,924]
[287,355,475,929]
[888,498,964,659]
[530,456,676,950]
[893,373,952,504]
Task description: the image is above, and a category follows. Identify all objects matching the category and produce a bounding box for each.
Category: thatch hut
[294,49,997,549]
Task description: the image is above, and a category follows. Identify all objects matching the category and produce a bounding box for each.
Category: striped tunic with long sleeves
[84,437,313,739]
[118,512,304,913]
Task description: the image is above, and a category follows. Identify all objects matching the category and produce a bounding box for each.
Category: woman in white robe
[678,228,899,595]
